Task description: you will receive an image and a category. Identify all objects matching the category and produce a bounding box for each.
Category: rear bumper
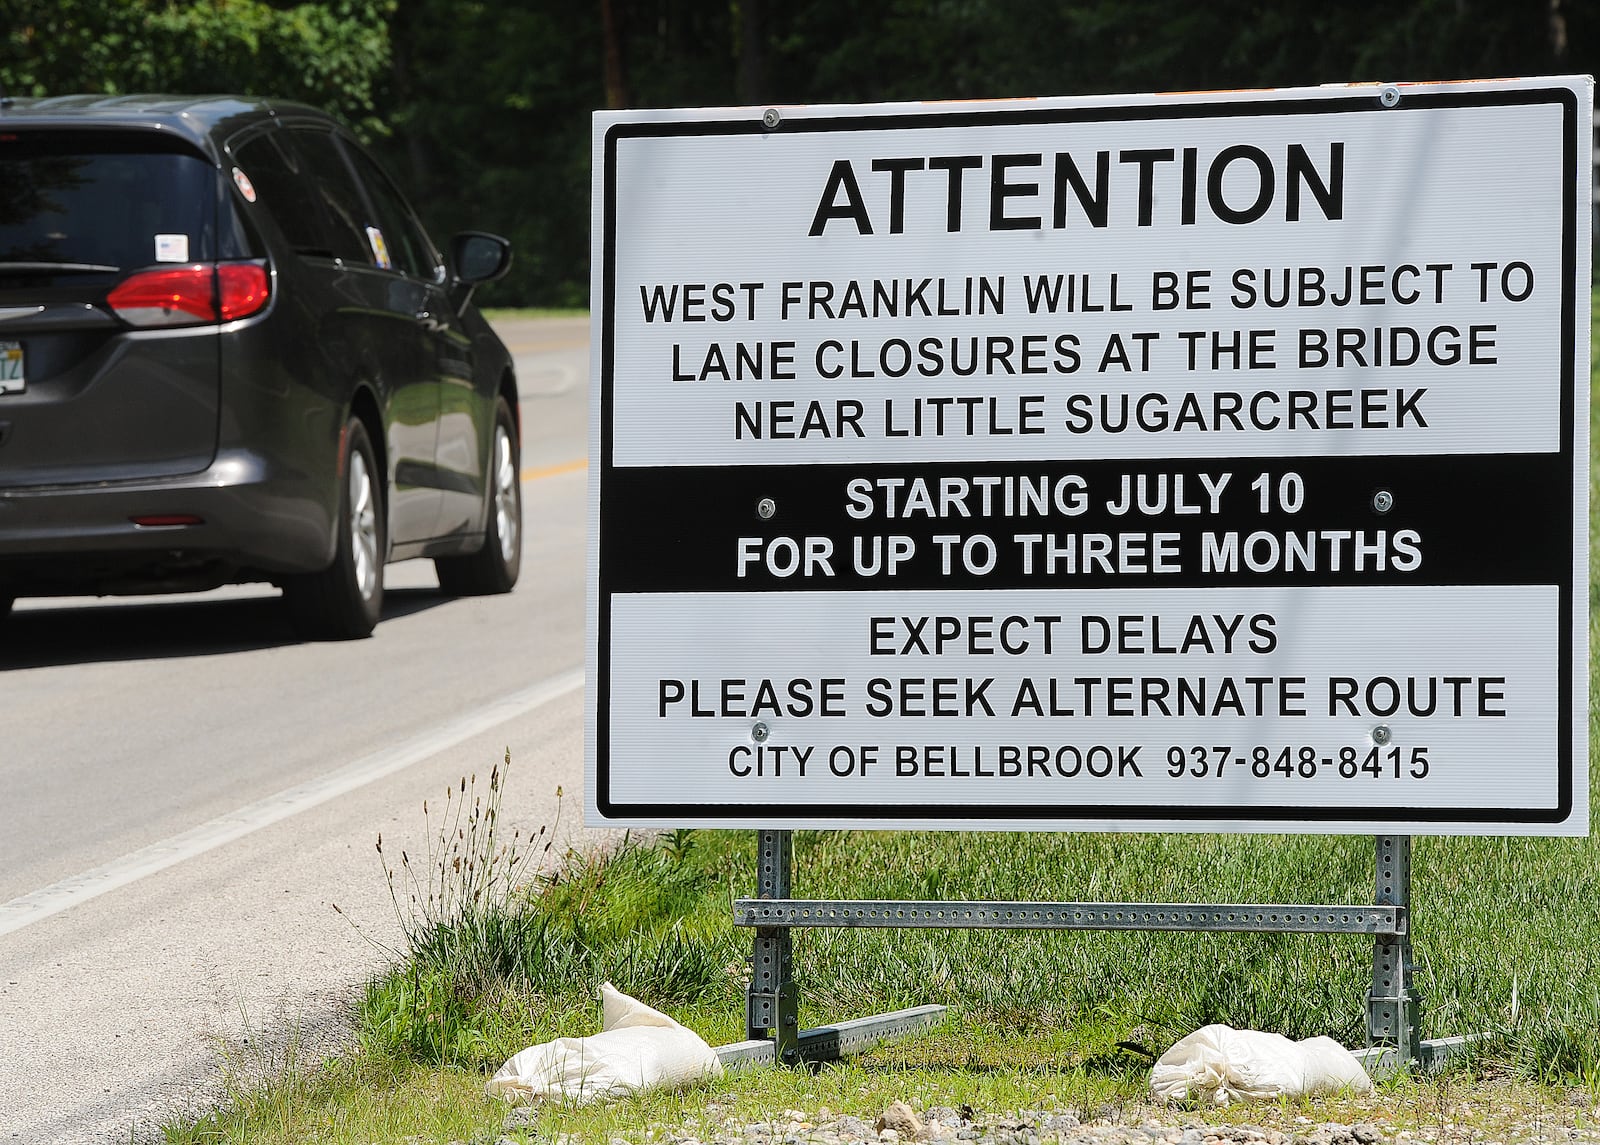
[0,448,336,593]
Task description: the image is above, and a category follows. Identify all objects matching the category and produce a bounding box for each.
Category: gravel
[494,1095,1600,1145]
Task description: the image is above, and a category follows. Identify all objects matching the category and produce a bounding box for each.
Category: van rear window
[0,133,216,270]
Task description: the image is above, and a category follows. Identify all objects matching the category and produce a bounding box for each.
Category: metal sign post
[1367,835,1421,1063]
[745,828,799,1061]
[724,826,949,1068]
[730,829,1469,1072]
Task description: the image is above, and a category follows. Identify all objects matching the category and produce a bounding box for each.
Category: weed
[357,751,573,1069]
[378,748,551,958]
[661,826,698,862]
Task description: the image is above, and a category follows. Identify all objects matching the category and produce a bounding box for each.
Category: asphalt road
[0,316,611,1144]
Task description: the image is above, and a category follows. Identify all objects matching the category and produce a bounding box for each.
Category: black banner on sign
[599,453,1568,593]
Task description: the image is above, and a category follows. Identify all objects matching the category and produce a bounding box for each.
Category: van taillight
[218,262,270,320]
[107,261,270,327]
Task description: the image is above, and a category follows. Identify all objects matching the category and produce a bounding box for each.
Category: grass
[365,824,1600,1070]
[160,289,1600,1143]
[481,306,588,320]
[161,819,1600,1145]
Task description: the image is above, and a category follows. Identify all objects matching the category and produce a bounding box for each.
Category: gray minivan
[0,94,521,638]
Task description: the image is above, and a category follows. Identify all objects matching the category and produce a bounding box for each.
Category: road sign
[587,77,1592,834]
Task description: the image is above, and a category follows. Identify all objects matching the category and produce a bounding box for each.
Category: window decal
[154,233,189,263]
[365,225,392,269]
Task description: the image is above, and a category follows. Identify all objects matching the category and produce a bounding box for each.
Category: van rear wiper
[0,261,121,273]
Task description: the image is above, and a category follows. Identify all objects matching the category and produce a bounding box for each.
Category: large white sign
[587,78,1592,834]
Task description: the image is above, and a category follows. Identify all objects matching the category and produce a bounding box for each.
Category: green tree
[375,0,604,306]
[0,0,394,130]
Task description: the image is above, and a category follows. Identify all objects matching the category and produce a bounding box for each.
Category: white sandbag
[1150,1023,1372,1105]
[486,982,723,1105]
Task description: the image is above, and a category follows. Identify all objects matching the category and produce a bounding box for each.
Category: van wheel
[436,396,521,596]
[284,417,385,639]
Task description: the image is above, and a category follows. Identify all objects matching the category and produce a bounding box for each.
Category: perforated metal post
[746,829,800,1063]
[1367,835,1423,1065]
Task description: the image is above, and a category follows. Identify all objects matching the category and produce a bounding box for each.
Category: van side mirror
[451,231,512,286]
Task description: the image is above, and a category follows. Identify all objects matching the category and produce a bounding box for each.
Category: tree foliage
[0,0,393,128]
[1,0,1594,304]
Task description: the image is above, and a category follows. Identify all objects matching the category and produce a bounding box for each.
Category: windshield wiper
[0,260,121,273]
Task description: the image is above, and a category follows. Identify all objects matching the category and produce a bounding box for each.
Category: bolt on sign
[586,77,1592,835]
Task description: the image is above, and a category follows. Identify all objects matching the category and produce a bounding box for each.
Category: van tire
[284,417,385,639]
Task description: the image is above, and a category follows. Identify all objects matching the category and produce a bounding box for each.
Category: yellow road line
[521,458,588,482]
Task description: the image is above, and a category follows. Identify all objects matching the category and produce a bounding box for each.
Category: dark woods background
[2,0,1593,306]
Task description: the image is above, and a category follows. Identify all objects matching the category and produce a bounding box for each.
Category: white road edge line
[0,667,585,939]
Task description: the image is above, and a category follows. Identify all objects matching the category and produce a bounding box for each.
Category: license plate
[0,341,21,394]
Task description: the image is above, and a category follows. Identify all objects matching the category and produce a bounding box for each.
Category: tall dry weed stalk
[374,748,560,953]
